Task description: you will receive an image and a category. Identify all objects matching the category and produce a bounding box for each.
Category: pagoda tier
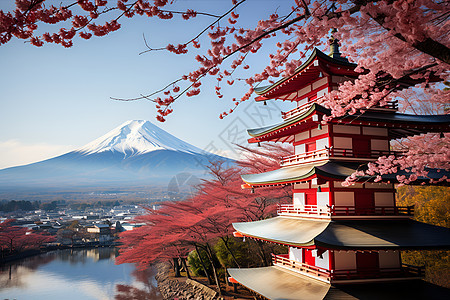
[233,217,450,250]
[228,267,450,300]
[232,217,450,285]
[247,103,450,145]
[253,48,429,105]
[241,161,448,219]
[241,161,449,187]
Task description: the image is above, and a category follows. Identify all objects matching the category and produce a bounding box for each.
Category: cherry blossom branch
[139,0,248,54]
[363,5,450,64]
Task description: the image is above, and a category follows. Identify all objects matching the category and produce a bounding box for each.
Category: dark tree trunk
[220,237,241,268]
[195,244,213,285]
[173,257,181,277]
[205,243,222,296]
[180,257,191,279]
[255,240,269,266]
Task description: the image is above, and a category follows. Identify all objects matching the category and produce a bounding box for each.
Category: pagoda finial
[329,28,341,59]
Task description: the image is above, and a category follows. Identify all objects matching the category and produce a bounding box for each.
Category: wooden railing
[272,254,424,282]
[277,204,414,217]
[331,264,424,280]
[332,205,415,216]
[280,149,329,166]
[280,148,405,166]
[281,101,315,120]
[277,204,332,217]
[271,254,331,281]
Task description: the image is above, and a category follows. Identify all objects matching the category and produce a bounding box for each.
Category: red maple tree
[0,219,55,254]
[117,143,292,292]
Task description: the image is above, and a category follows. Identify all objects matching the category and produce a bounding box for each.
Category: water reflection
[0,248,162,300]
[115,268,161,300]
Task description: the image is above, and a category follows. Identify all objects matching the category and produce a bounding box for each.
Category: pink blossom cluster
[344,133,450,186]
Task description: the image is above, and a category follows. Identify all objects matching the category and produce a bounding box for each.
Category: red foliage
[117,144,292,268]
[0,219,55,253]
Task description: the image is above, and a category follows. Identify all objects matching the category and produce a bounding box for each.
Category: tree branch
[355,0,450,64]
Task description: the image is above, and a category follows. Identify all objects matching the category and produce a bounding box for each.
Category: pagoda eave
[228,267,450,300]
[254,48,358,101]
[247,103,328,141]
[232,217,450,250]
[228,266,331,300]
[241,162,326,188]
[241,161,450,189]
[247,103,450,142]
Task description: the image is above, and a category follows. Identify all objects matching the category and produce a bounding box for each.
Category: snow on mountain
[77,120,206,157]
[0,120,233,195]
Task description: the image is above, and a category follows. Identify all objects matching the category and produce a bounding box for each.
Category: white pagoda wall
[333,124,360,134]
[292,182,331,207]
[334,191,355,207]
[333,137,352,149]
[317,192,329,206]
[332,182,395,208]
[333,250,401,271]
[334,251,357,270]
[293,75,329,104]
[374,192,395,207]
[379,251,401,269]
[330,124,390,153]
[371,139,389,151]
[293,193,305,206]
[315,137,329,150]
[289,247,303,262]
[315,250,330,269]
[295,143,305,154]
[294,126,329,155]
[362,127,388,136]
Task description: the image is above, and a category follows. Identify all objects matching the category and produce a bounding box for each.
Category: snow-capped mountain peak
[77,120,205,156]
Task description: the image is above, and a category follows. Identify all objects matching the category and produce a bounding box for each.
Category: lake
[0,248,162,300]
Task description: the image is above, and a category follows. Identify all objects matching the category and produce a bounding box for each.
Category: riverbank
[0,242,119,265]
[155,262,217,300]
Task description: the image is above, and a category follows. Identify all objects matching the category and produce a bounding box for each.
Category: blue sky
[0,0,297,169]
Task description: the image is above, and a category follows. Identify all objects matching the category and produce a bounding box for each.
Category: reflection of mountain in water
[0,248,162,300]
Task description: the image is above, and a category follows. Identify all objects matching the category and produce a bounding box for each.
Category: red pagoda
[228,36,450,299]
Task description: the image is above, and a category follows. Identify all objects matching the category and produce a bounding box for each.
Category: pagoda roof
[254,48,358,101]
[228,267,450,300]
[241,161,332,187]
[247,103,328,141]
[340,111,450,139]
[228,266,330,300]
[232,217,450,250]
[241,161,450,187]
[247,104,450,142]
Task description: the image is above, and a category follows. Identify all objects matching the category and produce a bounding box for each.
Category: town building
[228,35,450,299]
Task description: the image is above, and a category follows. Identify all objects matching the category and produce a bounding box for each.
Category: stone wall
[155,262,219,300]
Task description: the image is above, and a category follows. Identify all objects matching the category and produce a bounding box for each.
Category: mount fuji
[0,120,232,192]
